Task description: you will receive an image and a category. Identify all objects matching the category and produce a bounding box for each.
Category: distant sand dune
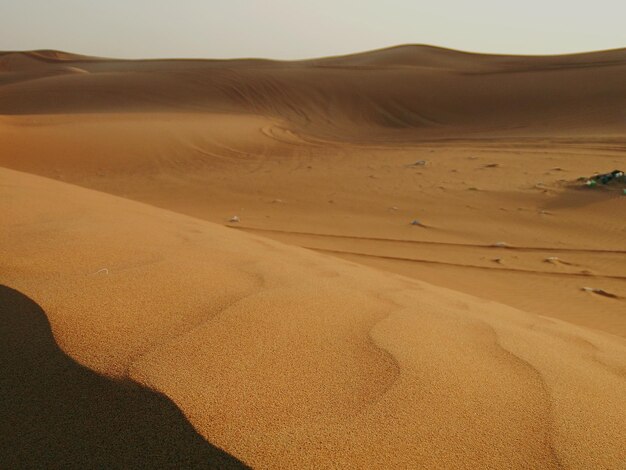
[0,46,624,140]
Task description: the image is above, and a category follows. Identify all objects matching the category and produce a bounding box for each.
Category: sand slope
[1,46,625,467]
[1,122,624,338]
[0,46,624,338]
[0,287,247,469]
[0,46,625,138]
[2,167,625,468]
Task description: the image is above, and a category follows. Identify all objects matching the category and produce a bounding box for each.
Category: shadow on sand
[0,285,248,469]
[542,184,624,211]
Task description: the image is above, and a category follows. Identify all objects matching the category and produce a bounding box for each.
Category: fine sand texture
[1,46,625,468]
[0,283,248,469]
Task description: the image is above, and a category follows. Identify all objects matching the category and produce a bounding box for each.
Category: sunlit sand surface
[1,46,625,468]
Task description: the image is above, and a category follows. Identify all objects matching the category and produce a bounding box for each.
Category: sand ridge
[1,168,625,468]
[1,46,625,138]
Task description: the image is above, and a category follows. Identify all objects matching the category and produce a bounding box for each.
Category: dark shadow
[542,184,625,211]
[0,285,249,469]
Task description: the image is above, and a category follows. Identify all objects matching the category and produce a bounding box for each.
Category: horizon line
[2,43,626,63]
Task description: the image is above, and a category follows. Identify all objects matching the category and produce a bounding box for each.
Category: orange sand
[1,46,625,468]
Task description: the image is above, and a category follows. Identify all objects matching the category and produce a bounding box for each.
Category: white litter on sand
[581,287,619,298]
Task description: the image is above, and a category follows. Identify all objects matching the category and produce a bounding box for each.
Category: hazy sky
[2,0,625,59]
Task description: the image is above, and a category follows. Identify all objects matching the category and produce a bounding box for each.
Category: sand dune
[0,46,625,138]
[311,44,626,70]
[1,113,623,337]
[1,167,624,468]
[1,46,625,468]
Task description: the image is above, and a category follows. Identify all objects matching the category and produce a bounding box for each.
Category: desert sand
[1,46,625,468]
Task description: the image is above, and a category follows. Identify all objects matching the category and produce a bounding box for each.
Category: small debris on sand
[228,215,240,223]
[492,241,509,248]
[543,256,575,266]
[492,258,503,264]
[581,287,619,299]
[410,219,425,227]
[271,199,284,204]
[484,163,500,168]
[583,170,624,188]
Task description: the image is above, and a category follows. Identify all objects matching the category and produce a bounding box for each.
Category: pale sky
[2,0,625,59]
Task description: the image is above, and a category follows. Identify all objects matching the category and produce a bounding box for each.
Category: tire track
[229,226,626,255]
[305,246,626,283]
